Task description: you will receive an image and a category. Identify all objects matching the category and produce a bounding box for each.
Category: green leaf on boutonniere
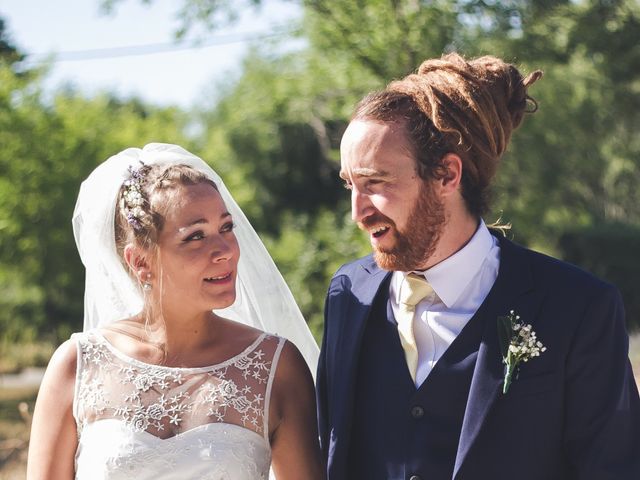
[497,314,512,358]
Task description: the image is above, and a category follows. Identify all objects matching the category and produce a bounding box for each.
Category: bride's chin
[208,294,236,311]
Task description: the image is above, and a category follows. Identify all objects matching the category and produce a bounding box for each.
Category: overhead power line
[22,29,292,64]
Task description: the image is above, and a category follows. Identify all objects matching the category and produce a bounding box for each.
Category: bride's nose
[209,236,237,263]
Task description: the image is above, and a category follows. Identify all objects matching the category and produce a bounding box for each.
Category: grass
[0,387,38,479]
[0,341,55,375]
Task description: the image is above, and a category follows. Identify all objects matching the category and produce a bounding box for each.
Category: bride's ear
[124,244,152,283]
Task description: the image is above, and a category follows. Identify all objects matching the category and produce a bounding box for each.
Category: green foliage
[108,0,640,338]
[0,59,192,344]
[263,210,369,340]
[558,224,640,331]
[303,0,461,79]
[0,340,55,374]
[488,1,640,244]
[0,17,24,65]
[3,0,640,349]
[197,48,379,233]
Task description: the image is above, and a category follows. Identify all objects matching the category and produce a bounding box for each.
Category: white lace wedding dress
[72,330,285,479]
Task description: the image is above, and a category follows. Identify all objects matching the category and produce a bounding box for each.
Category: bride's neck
[136,309,219,357]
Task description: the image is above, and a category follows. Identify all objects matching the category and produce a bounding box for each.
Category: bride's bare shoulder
[51,338,79,373]
[270,340,315,416]
[273,340,313,383]
[37,338,79,401]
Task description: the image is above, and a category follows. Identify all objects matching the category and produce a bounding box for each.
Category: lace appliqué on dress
[72,330,285,480]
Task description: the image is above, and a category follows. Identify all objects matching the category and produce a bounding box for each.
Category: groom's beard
[370,184,446,272]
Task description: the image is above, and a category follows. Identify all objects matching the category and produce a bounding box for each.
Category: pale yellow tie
[397,273,433,382]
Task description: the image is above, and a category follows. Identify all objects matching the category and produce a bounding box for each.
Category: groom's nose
[351,188,374,223]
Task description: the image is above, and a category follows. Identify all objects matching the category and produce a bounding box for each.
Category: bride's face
[152,183,240,314]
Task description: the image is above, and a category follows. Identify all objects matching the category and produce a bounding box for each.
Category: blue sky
[1,0,300,108]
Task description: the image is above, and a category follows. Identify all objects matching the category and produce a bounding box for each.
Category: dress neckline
[90,329,268,373]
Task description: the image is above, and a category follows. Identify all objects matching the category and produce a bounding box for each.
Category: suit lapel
[333,258,390,454]
[453,235,543,479]
[337,257,389,358]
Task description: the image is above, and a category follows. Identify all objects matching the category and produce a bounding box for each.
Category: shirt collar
[410,220,495,308]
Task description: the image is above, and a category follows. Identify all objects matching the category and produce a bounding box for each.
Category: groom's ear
[438,153,463,195]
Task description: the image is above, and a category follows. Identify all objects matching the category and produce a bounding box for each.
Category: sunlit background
[1,1,639,476]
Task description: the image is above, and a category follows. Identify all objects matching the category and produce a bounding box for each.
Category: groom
[316,53,640,479]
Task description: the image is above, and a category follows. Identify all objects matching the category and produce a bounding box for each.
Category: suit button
[409,475,421,480]
[410,405,424,418]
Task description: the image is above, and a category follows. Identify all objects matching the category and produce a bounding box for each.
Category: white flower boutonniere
[497,310,546,394]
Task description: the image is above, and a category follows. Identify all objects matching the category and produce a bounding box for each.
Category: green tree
[114,0,640,328]
[483,1,640,247]
[197,49,379,230]
[0,31,193,342]
[0,18,22,64]
[194,50,374,326]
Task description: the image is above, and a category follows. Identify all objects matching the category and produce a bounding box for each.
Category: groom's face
[340,119,446,271]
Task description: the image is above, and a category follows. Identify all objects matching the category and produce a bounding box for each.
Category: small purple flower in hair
[126,212,142,230]
[123,163,147,230]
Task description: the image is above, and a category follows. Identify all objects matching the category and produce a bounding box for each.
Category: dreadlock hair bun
[353,52,542,217]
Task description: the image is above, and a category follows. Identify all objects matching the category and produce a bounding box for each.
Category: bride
[26,143,324,479]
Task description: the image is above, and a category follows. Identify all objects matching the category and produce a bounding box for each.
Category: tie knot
[399,273,433,308]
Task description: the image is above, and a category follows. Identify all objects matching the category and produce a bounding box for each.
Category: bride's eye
[220,222,235,233]
[184,230,205,241]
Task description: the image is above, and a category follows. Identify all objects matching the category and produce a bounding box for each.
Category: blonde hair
[114,163,218,258]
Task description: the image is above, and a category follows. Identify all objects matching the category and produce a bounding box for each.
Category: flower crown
[121,163,149,231]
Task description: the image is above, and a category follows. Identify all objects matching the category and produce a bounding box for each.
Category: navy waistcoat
[347,281,486,480]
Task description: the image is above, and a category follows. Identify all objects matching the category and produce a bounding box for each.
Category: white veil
[72,142,319,375]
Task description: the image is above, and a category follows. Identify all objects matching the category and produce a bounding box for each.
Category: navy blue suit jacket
[317,234,640,479]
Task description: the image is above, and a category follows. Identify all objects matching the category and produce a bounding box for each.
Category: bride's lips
[203,272,233,285]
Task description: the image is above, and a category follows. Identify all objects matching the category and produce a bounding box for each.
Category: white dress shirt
[390,220,500,387]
